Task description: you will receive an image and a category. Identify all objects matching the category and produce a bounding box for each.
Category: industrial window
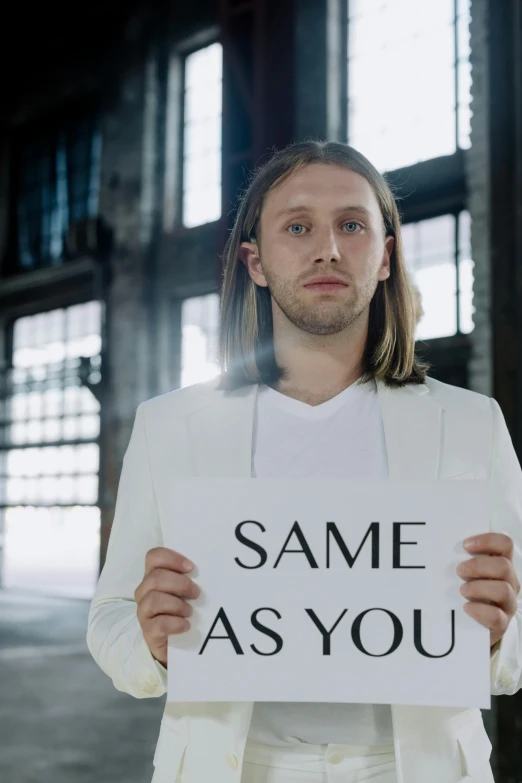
[0,301,102,597]
[15,116,102,270]
[402,211,473,341]
[180,293,220,387]
[182,42,223,228]
[348,0,471,172]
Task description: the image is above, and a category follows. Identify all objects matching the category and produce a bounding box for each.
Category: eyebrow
[274,204,374,221]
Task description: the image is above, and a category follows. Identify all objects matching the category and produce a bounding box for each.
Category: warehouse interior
[0,0,521,780]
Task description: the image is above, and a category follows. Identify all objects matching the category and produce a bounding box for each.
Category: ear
[238,240,268,288]
[378,235,394,282]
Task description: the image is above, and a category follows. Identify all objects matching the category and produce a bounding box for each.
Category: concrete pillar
[97,58,161,568]
[294,0,347,143]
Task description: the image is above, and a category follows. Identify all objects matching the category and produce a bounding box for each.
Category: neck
[271,310,368,402]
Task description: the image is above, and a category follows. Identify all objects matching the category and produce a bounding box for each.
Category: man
[87,140,522,783]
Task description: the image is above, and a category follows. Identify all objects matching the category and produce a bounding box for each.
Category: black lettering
[199,607,243,654]
[413,609,455,658]
[234,520,267,568]
[351,608,403,656]
[326,521,380,568]
[250,608,284,655]
[393,522,426,568]
[273,521,319,568]
[305,609,349,654]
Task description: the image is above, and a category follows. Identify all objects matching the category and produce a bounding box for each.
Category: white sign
[165,479,491,709]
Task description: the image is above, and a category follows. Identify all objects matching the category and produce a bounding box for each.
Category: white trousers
[240,739,398,783]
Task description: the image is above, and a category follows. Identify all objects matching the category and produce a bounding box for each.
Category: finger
[464,533,514,559]
[463,601,509,636]
[135,567,200,604]
[149,568,200,599]
[457,554,516,585]
[138,590,194,622]
[460,579,518,616]
[150,613,191,641]
[144,547,194,578]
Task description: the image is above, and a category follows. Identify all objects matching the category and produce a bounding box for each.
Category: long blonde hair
[217,139,429,390]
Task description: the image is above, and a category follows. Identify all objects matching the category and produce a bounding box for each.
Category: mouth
[304,282,348,292]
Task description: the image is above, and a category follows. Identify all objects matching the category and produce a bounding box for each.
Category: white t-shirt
[247,377,394,747]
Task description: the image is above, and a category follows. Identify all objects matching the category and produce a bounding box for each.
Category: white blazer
[86,375,522,783]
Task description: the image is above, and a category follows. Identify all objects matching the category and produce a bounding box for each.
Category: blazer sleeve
[488,397,522,695]
[86,401,169,698]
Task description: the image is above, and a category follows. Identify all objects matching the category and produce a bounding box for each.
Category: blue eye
[287,222,361,236]
[288,224,306,235]
[343,222,360,233]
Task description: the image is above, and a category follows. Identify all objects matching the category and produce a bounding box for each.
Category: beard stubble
[263,268,380,337]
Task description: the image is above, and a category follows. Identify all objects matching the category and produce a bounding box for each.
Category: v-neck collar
[185,375,442,480]
[257,377,375,420]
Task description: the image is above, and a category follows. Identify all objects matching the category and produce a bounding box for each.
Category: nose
[313,227,342,264]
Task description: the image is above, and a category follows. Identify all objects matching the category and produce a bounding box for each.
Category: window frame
[346,0,471,167]
[3,101,102,277]
[403,207,472,341]
[0,300,104,511]
[346,0,471,347]
[163,28,222,234]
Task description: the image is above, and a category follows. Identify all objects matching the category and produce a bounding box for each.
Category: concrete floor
[0,588,165,783]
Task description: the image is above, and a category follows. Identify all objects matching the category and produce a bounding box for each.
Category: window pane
[457,59,472,150]
[457,0,471,61]
[182,43,223,228]
[348,0,460,171]
[12,302,102,368]
[458,210,474,333]
[1,302,103,598]
[402,215,457,340]
[3,506,100,598]
[181,293,220,387]
[16,117,102,270]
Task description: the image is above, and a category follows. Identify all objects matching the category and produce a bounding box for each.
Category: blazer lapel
[185,382,258,477]
[186,376,443,482]
[376,378,443,480]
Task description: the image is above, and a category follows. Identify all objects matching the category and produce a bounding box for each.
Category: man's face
[239,164,393,337]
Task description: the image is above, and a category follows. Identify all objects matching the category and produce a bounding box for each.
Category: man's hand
[457,533,520,648]
[135,547,200,668]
